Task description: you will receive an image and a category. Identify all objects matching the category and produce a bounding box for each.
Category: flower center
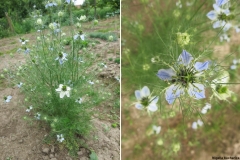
[79,30,83,35]
[59,53,63,58]
[218,13,235,21]
[62,85,67,91]
[216,85,227,94]
[172,66,195,87]
[141,97,150,107]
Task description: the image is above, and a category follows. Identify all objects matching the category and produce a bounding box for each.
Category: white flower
[4,95,12,103]
[152,125,161,134]
[206,3,231,29]
[26,105,33,112]
[74,33,85,41]
[220,33,230,42]
[35,113,41,120]
[88,81,94,85]
[134,86,158,113]
[55,52,68,64]
[17,82,23,88]
[192,119,203,130]
[75,97,83,104]
[176,0,182,8]
[55,84,71,98]
[100,63,107,68]
[57,134,65,142]
[115,76,120,82]
[201,103,211,114]
[77,15,87,21]
[19,38,29,45]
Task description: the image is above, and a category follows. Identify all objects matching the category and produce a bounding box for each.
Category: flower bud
[36,18,43,25]
[58,11,64,17]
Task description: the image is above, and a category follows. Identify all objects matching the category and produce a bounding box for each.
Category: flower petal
[194,61,209,71]
[213,4,221,13]
[207,10,217,20]
[223,22,232,32]
[178,50,193,66]
[157,69,176,80]
[135,103,143,110]
[135,90,141,100]
[201,108,208,114]
[192,122,198,130]
[197,119,203,126]
[141,86,150,97]
[80,35,85,40]
[60,92,65,98]
[188,83,205,99]
[148,103,158,112]
[56,88,61,92]
[151,96,159,104]
[66,91,70,97]
[153,125,161,134]
[165,84,184,104]
[213,20,223,28]
[74,35,79,40]
[216,0,229,6]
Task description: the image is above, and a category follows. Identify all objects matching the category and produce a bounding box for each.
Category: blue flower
[157,50,209,104]
[45,1,57,8]
[134,86,158,112]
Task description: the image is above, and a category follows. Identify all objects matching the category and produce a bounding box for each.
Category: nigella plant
[157,50,209,104]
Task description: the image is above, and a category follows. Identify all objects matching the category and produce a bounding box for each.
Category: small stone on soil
[51,146,55,153]
[50,154,54,158]
[42,147,50,154]
[42,156,49,160]
[18,139,23,143]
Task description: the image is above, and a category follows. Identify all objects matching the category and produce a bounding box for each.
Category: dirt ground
[0,17,120,160]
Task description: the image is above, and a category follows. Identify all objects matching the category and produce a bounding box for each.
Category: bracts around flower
[157,50,209,104]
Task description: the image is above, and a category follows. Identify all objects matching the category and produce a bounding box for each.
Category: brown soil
[0,17,120,160]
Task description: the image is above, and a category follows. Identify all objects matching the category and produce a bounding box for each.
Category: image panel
[121,0,240,159]
[0,0,120,159]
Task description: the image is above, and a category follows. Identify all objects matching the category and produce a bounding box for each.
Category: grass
[88,32,118,41]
